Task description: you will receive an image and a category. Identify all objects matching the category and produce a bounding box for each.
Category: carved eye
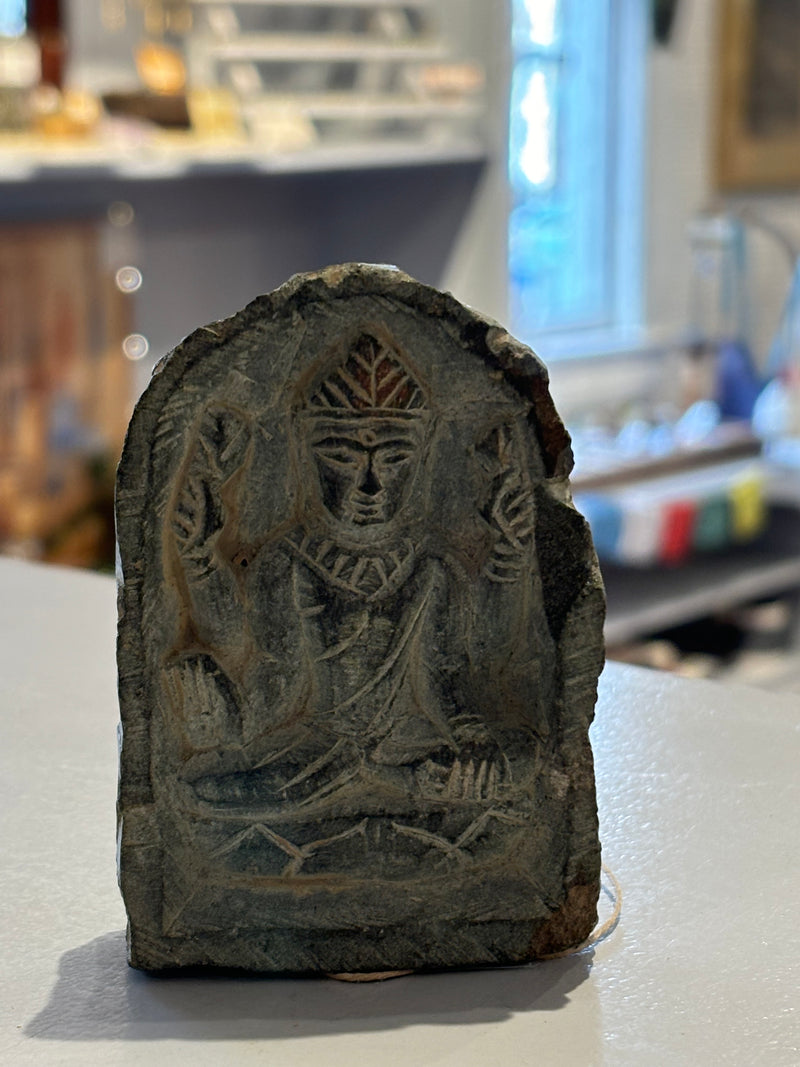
[376,448,414,466]
[313,443,363,469]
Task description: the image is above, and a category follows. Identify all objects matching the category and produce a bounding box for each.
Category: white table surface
[0,557,797,1066]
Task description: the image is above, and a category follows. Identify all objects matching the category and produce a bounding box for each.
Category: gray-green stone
[116,264,605,973]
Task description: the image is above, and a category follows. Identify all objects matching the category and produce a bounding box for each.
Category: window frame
[507,0,649,361]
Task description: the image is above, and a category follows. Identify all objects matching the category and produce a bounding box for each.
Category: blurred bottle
[753,257,800,445]
[26,0,64,88]
[685,213,761,420]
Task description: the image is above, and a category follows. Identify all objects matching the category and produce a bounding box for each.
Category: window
[0,0,25,37]
[509,0,647,350]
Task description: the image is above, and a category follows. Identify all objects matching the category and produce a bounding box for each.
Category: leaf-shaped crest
[307,334,426,413]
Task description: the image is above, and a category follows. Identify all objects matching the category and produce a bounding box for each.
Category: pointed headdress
[305,333,428,418]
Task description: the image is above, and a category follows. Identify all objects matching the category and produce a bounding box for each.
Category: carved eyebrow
[312,436,368,452]
[311,434,418,451]
[373,438,417,450]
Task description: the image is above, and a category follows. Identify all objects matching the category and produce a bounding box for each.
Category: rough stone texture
[116,264,605,973]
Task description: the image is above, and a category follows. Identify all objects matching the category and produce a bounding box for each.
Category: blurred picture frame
[716,0,800,190]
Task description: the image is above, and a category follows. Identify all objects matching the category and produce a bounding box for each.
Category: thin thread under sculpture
[539,863,623,960]
[326,864,623,981]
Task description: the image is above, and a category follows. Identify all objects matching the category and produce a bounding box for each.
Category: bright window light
[518,68,556,190]
[520,0,559,48]
[0,0,26,37]
[509,0,645,342]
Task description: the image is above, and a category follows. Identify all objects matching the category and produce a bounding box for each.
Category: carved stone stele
[116,264,605,973]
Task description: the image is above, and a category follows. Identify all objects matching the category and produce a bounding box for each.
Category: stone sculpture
[116,264,605,973]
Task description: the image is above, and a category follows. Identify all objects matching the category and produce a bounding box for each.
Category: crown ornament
[306,334,427,415]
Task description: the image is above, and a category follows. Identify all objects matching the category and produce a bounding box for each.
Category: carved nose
[360,458,381,496]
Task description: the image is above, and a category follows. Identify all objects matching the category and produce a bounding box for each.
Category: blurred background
[1,0,800,689]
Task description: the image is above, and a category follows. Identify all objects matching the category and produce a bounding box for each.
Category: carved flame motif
[307,334,426,413]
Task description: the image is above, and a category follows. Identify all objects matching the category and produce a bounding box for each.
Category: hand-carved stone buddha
[116,265,604,972]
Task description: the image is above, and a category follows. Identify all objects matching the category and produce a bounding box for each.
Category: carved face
[310,418,422,528]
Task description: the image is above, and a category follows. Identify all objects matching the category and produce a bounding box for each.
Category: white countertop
[0,557,797,1065]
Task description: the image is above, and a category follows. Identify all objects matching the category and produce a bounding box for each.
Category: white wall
[438,0,511,326]
[645,0,799,360]
[646,0,715,337]
[444,0,800,420]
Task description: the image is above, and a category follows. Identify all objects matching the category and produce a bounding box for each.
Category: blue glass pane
[512,0,562,52]
[509,0,613,335]
[0,0,26,36]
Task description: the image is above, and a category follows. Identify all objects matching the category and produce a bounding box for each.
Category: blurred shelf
[243,91,482,118]
[571,421,762,492]
[0,132,487,181]
[191,0,430,5]
[603,504,800,645]
[766,458,800,506]
[205,33,446,61]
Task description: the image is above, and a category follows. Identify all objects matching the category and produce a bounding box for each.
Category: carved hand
[162,652,242,751]
[171,406,251,579]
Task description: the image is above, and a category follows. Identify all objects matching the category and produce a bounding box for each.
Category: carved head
[300,333,430,532]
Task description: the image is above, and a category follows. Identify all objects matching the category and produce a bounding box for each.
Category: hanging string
[328,968,415,983]
[538,862,623,960]
[327,864,622,982]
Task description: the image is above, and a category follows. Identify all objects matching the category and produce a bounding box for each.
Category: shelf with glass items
[0,0,486,181]
[0,128,486,180]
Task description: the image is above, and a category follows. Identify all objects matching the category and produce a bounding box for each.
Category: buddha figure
[159,329,552,885]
